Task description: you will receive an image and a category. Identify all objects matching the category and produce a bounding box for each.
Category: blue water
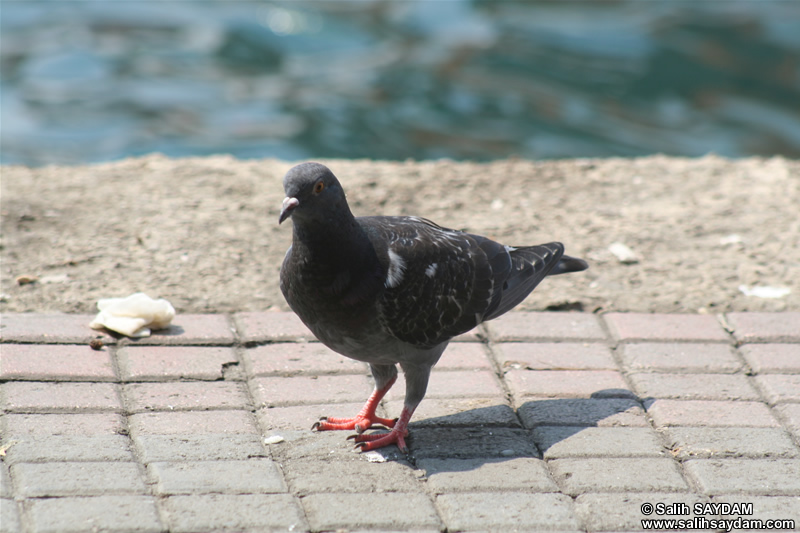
[2,1,800,165]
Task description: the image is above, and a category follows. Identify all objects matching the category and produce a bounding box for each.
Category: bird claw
[349,428,409,453]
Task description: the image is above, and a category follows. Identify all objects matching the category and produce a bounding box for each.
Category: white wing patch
[504,245,518,253]
[385,249,406,288]
[425,263,438,278]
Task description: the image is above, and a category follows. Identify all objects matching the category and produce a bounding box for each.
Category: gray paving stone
[518,398,649,428]
[133,434,268,463]
[533,426,667,459]
[165,493,307,532]
[0,499,21,533]
[282,458,421,495]
[386,398,521,428]
[418,457,558,493]
[436,492,579,531]
[148,459,287,495]
[266,430,405,462]
[618,343,742,373]
[11,462,146,497]
[408,427,538,459]
[663,427,800,459]
[1,435,134,465]
[303,493,441,531]
[712,494,800,523]
[684,458,800,495]
[574,492,708,531]
[25,495,162,533]
[628,372,761,401]
[549,457,689,495]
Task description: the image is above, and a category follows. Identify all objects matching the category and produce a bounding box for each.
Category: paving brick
[0,313,114,344]
[518,397,649,428]
[2,435,134,465]
[386,370,504,401]
[574,492,706,531]
[629,372,760,401]
[663,427,799,459]
[26,495,162,533]
[128,410,258,436]
[133,434,268,463]
[486,311,606,342]
[684,458,800,495]
[249,374,372,407]
[168,494,306,532]
[712,494,800,523]
[0,413,126,436]
[303,493,440,531]
[0,382,122,412]
[0,344,116,381]
[754,375,800,405]
[117,345,237,381]
[775,403,800,439]
[243,342,366,376]
[0,466,11,499]
[122,381,251,412]
[418,457,558,493]
[11,462,146,497]
[408,427,538,460]
[506,369,633,400]
[740,343,800,373]
[0,499,21,533]
[116,313,235,345]
[233,311,316,342]
[265,430,386,462]
[726,312,800,342]
[148,459,286,495]
[533,426,667,459]
[646,399,780,428]
[549,457,689,495]
[605,313,730,342]
[435,342,493,369]
[494,342,616,370]
[619,342,742,373]
[385,398,520,428]
[436,492,579,531]
[256,402,370,431]
[283,458,421,495]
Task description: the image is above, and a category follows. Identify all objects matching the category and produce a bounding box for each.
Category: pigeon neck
[291,213,374,267]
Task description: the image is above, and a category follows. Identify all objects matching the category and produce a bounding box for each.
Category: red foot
[350,427,409,453]
[312,414,397,433]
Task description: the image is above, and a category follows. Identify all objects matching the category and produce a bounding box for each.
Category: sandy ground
[1,154,798,315]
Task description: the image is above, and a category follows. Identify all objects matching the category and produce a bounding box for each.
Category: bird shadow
[373,389,655,472]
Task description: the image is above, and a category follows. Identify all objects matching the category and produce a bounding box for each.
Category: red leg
[312,375,397,433]
[351,405,415,453]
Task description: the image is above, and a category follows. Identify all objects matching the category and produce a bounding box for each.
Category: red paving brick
[386,370,504,401]
[618,342,742,373]
[243,343,366,376]
[485,312,606,341]
[0,313,114,344]
[128,410,259,435]
[249,374,373,407]
[122,382,252,412]
[604,313,730,342]
[645,399,780,428]
[505,370,632,400]
[740,343,800,373]
[726,312,800,342]
[233,311,316,342]
[1,382,122,412]
[1,413,127,436]
[123,314,235,345]
[116,345,238,381]
[493,342,616,370]
[0,344,116,381]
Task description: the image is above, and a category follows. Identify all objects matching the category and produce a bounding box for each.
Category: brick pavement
[1,311,799,532]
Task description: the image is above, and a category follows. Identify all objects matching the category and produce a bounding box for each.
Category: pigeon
[278,162,588,452]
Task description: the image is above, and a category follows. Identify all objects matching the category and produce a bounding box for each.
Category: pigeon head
[279,162,350,225]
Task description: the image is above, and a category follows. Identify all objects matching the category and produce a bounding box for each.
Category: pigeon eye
[313,181,325,194]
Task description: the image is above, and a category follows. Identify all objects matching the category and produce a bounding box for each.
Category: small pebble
[89,339,104,350]
[264,435,285,445]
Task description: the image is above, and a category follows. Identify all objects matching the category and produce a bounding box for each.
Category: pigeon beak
[278,196,299,224]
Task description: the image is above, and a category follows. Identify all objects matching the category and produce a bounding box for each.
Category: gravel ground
[1,154,797,314]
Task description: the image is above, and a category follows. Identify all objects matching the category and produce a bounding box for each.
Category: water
[2,0,800,165]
